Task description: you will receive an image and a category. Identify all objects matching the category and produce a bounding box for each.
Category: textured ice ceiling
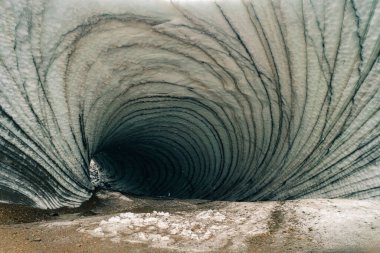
[0,0,379,209]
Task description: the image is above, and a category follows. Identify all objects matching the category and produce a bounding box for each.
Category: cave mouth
[87,96,240,201]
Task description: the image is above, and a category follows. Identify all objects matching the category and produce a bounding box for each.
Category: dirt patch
[268,203,285,233]
[0,203,53,225]
[0,194,101,225]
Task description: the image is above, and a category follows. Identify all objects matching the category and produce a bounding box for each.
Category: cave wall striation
[0,0,379,208]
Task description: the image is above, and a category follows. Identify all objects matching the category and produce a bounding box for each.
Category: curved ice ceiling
[0,0,379,209]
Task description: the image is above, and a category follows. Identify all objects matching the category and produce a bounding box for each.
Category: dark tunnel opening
[88,96,239,201]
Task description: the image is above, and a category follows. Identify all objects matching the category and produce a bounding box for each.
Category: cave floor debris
[0,191,379,253]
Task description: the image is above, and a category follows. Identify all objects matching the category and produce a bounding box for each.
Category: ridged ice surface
[0,0,379,209]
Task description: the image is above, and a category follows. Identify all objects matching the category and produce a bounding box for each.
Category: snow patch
[80,206,272,252]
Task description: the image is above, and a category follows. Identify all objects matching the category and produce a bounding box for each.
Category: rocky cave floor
[0,191,379,253]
